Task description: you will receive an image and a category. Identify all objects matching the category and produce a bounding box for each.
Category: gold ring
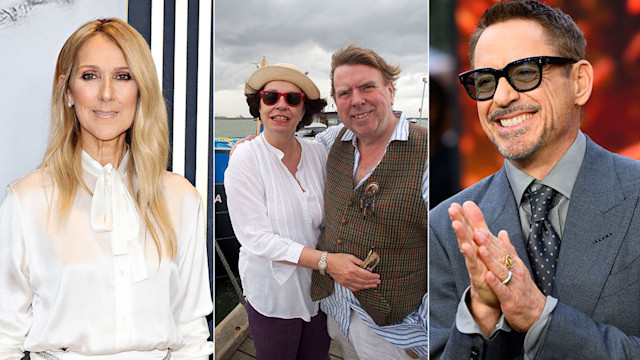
[504,254,514,269]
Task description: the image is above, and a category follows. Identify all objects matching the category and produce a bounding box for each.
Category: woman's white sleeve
[0,188,32,360]
[224,146,305,266]
[172,196,214,359]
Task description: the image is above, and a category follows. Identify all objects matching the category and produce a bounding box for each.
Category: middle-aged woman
[0,18,213,359]
[224,64,379,359]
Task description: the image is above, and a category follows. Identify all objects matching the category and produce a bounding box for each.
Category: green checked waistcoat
[311,123,428,326]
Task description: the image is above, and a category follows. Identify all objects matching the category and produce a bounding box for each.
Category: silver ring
[501,270,513,285]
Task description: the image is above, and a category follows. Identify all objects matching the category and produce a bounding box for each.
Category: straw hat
[244,63,321,100]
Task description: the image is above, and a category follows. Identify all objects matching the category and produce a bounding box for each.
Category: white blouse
[0,151,213,359]
[224,135,328,321]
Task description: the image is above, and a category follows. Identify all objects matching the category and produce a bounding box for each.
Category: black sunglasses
[459,56,578,101]
[259,91,305,106]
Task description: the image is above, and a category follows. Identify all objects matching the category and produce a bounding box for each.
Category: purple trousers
[246,301,331,360]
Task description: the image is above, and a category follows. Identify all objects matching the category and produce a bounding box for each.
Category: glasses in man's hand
[360,247,380,272]
[458,56,577,101]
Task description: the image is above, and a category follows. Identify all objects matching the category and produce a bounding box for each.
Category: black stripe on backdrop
[127,0,151,44]
[162,1,176,172]
[206,0,214,327]
[185,0,199,185]
[205,1,215,345]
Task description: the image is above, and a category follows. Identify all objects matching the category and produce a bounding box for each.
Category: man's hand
[475,228,546,332]
[229,134,256,156]
[449,201,501,335]
[326,253,381,292]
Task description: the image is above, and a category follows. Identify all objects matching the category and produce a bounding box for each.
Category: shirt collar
[256,133,304,161]
[82,148,131,178]
[506,130,586,205]
[339,112,409,146]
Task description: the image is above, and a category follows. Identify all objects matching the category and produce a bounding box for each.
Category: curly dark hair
[246,86,327,131]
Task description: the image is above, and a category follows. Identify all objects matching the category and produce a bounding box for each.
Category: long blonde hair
[43,18,176,259]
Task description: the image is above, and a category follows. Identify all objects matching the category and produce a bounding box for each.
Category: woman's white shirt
[224,135,328,321]
[0,151,213,359]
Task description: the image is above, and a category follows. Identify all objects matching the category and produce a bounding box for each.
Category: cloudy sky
[214,0,429,118]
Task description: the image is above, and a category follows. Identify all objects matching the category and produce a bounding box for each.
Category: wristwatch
[318,251,328,275]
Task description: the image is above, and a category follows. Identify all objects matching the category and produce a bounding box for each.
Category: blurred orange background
[454,0,640,188]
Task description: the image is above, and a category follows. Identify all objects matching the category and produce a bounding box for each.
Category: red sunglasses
[260,91,305,107]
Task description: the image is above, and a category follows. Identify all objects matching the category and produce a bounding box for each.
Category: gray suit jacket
[430,137,640,359]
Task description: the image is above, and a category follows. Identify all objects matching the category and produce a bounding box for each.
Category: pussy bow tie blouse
[0,150,213,359]
[88,155,146,282]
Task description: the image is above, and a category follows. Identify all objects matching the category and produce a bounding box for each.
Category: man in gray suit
[430,0,640,359]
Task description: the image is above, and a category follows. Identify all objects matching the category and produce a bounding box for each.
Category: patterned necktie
[526,184,561,295]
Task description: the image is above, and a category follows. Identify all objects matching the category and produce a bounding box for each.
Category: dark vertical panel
[163,0,176,172]
[207,0,216,284]
[184,0,199,185]
[207,0,214,278]
[207,11,215,337]
[206,0,214,341]
[127,0,152,45]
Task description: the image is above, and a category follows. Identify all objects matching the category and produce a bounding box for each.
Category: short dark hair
[330,44,401,97]
[469,0,586,67]
[246,86,327,131]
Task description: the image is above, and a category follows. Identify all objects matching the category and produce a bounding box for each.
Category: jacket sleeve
[429,205,524,360]
[532,295,640,359]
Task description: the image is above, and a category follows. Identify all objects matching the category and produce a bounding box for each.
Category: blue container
[214,137,245,277]
[214,137,243,184]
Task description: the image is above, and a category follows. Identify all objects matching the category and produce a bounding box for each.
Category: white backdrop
[0,0,127,201]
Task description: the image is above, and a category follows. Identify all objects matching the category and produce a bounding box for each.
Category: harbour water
[215,117,259,139]
[215,276,242,324]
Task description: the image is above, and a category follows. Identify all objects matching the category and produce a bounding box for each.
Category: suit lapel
[554,138,637,315]
[478,167,533,271]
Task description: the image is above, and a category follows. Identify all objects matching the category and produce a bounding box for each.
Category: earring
[67,102,73,108]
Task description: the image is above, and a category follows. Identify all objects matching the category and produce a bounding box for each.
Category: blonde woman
[0,18,213,359]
